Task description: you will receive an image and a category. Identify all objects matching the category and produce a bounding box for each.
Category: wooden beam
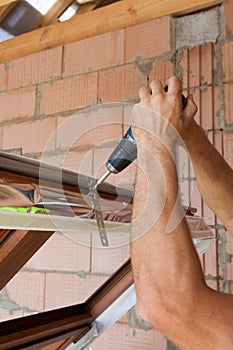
[36,0,75,28]
[76,0,102,15]
[0,303,91,349]
[0,229,53,290]
[0,0,16,6]
[0,0,222,63]
[0,2,16,22]
[76,2,98,15]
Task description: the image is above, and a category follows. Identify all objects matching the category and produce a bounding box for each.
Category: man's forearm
[131,132,207,344]
[131,77,233,350]
[184,121,233,233]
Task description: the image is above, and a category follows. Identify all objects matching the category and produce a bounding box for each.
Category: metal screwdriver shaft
[92,169,111,191]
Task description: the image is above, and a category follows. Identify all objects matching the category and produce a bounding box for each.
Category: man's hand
[137,76,197,140]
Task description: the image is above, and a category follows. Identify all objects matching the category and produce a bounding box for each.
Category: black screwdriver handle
[106,127,137,174]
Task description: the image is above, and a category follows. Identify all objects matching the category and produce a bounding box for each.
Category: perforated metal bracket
[88,179,109,247]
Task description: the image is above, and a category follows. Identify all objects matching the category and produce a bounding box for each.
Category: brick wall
[0,5,233,350]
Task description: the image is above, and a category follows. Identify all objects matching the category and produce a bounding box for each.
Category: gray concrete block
[174,5,225,50]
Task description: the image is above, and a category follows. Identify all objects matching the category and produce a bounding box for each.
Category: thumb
[183,94,198,121]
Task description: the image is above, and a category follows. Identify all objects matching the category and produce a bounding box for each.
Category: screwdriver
[93,94,188,191]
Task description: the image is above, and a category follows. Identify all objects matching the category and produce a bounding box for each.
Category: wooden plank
[37,0,75,27]
[0,259,132,349]
[0,229,53,290]
[0,0,16,6]
[76,1,99,15]
[0,2,16,22]
[0,0,222,63]
[39,338,72,350]
[87,259,133,318]
[76,0,104,15]
[0,304,91,350]
[0,229,13,245]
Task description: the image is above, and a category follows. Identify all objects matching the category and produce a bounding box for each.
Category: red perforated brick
[0,87,36,122]
[200,43,213,86]
[225,0,233,37]
[26,232,91,272]
[200,86,214,131]
[38,152,66,167]
[189,46,200,88]
[63,149,93,175]
[39,149,93,176]
[7,271,45,311]
[56,106,123,150]
[203,236,217,278]
[223,83,233,125]
[125,17,171,63]
[222,40,233,83]
[91,234,130,274]
[213,86,224,155]
[0,63,7,91]
[92,323,167,350]
[226,231,233,255]
[64,30,124,76]
[2,117,57,154]
[8,47,63,89]
[123,104,134,132]
[181,48,189,89]
[213,86,221,129]
[98,64,145,103]
[224,133,233,168]
[192,87,201,125]
[44,273,107,310]
[40,73,98,115]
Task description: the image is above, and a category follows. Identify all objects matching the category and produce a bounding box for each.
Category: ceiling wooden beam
[76,0,102,15]
[36,0,75,28]
[0,2,16,22]
[0,0,222,63]
[0,0,16,6]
